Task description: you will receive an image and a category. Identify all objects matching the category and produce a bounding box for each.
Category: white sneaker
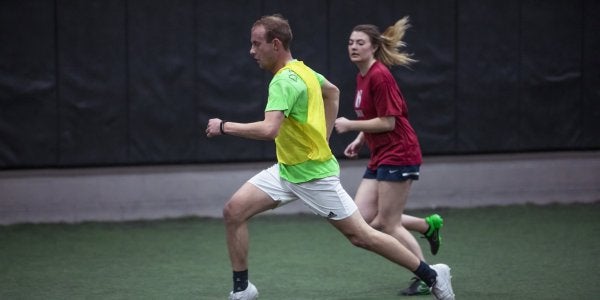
[228,282,259,300]
[430,264,455,300]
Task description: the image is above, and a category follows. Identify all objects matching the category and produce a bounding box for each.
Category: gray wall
[2,151,599,224]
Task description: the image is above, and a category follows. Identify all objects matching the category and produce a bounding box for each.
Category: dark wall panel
[0,0,57,168]
[456,0,520,153]
[391,0,457,154]
[0,0,598,169]
[264,0,329,74]
[57,0,128,166]
[582,0,600,148]
[520,0,583,150]
[128,0,197,164]
[195,1,266,162]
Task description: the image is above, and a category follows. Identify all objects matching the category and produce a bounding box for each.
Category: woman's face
[348,31,375,64]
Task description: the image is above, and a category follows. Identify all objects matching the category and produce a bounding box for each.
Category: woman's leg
[353,178,379,223]
[371,180,425,261]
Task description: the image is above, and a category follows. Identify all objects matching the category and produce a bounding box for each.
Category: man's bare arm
[206,111,285,140]
[320,79,340,140]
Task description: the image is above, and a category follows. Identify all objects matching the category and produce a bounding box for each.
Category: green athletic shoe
[399,277,431,296]
[423,214,443,255]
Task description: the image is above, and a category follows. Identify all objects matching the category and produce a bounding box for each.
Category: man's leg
[223,181,277,296]
[328,211,421,270]
[329,211,454,299]
[223,181,277,270]
[287,175,453,299]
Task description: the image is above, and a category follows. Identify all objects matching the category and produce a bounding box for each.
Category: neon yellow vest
[274,61,333,165]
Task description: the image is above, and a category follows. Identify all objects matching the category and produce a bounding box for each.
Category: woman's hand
[344,136,365,159]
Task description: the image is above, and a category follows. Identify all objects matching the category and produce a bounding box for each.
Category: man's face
[250,25,276,71]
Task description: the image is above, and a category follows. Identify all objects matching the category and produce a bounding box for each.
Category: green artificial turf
[1,203,598,300]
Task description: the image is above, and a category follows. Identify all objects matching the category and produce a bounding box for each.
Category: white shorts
[248,164,357,220]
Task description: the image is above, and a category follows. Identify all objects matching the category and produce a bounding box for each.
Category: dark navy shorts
[363,165,420,182]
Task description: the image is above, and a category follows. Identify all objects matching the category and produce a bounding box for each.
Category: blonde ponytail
[377,16,416,68]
